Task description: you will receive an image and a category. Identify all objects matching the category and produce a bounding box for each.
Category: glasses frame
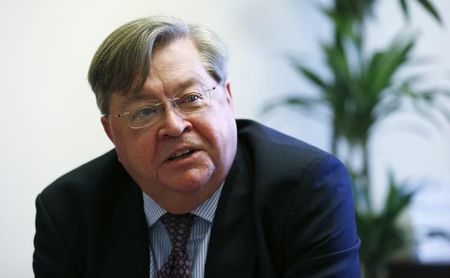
[104,83,219,129]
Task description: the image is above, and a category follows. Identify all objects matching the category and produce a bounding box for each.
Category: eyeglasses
[105,84,219,129]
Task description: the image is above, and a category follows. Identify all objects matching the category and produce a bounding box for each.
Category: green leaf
[382,172,416,221]
[357,172,416,268]
[299,66,328,91]
[398,0,410,20]
[324,41,351,81]
[364,35,415,99]
[415,0,442,24]
[260,95,324,115]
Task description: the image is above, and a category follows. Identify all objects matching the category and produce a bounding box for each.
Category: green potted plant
[262,0,448,277]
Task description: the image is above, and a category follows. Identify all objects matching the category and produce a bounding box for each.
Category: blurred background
[1,0,449,277]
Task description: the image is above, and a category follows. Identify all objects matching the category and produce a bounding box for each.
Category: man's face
[101,37,237,213]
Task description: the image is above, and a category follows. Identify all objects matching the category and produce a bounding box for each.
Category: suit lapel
[96,164,149,278]
[204,143,256,278]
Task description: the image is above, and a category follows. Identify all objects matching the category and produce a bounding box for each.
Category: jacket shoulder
[236,119,333,163]
[235,119,349,201]
[38,150,133,209]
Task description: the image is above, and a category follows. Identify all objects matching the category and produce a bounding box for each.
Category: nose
[157,104,192,138]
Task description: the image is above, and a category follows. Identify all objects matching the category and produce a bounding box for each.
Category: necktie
[157,213,194,278]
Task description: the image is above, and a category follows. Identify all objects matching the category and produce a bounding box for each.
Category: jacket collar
[96,152,149,278]
[204,143,256,277]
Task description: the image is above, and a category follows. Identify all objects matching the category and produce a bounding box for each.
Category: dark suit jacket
[33,119,361,277]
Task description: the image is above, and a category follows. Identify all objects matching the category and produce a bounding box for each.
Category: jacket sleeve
[33,194,79,278]
[284,154,361,278]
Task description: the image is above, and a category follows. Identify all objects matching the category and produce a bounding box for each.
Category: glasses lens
[174,86,211,114]
[126,103,160,128]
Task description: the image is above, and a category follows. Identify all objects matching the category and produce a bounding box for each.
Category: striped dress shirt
[142,186,223,278]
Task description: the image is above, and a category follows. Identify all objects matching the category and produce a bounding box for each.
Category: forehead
[140,38,212,94]
[150,38,206,78]
[145,71,205,91]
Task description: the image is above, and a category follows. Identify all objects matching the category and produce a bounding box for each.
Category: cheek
[201,117,235,159]
[132,134,158,160]
[114,131,157,168]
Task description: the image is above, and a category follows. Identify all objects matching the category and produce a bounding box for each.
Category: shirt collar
[142,184,223,227]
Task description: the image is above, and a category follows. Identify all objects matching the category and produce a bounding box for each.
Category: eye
[131,105,157,120]
[174,86,210,113]
[179,92,203,104]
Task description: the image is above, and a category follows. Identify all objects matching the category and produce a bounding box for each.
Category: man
[33,16,361,277]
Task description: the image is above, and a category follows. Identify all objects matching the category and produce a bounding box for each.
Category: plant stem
[361,139,372,212]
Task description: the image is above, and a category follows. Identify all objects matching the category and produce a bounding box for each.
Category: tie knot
[160,213,194,251]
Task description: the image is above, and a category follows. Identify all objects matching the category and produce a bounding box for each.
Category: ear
[101,116,115,143]
[224,80,233,107]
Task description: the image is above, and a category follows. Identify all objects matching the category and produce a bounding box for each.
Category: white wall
[0,0,449,276]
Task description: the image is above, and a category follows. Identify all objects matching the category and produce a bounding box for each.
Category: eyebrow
[172,77,199,94]
[120,77,202,109]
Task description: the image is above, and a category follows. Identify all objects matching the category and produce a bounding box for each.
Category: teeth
[170,149,192,160]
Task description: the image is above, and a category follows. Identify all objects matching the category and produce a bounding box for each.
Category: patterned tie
[157,213,194,278]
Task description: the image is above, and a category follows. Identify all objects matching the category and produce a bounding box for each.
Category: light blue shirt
[142,186,223,278]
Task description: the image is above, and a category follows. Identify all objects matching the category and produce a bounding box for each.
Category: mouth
[167,149,196,161]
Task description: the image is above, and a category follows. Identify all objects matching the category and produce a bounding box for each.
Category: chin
[167,170,215,193]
